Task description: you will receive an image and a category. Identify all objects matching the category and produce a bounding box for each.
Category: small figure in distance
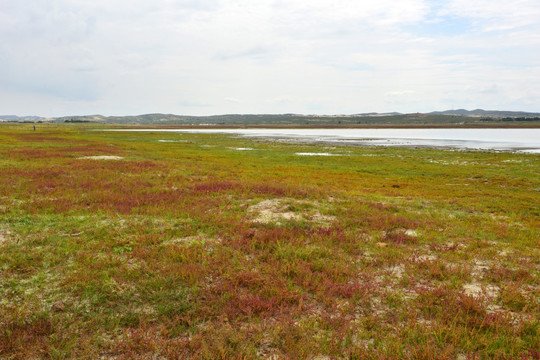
[33,125,36,131]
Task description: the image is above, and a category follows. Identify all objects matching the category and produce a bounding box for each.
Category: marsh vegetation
[0,124,538,359]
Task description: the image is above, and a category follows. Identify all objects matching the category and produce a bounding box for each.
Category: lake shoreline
[250,136,540,153]
[109,123,540,129]
[102,127,540,153]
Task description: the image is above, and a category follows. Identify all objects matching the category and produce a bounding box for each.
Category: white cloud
[440,0,540,31]
[0,0,539,116]
[385,91,416,97]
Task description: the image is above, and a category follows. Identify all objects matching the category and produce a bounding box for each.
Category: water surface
[107,128,540,152]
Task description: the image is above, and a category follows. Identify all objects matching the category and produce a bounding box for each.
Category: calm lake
[108,128,540,153]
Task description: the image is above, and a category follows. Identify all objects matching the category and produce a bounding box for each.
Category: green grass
[0,123,538,359]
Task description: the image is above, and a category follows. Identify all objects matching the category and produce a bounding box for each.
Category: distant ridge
[428,109,540,117]
[0,115,48,121]
[2,109,540,125]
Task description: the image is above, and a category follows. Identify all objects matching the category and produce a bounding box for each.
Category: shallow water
[108,128,540,152]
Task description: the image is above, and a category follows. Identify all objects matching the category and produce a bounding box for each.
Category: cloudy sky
[1,0,539,116]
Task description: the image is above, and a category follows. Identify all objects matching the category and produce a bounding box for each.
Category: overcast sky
[1,0,539,116]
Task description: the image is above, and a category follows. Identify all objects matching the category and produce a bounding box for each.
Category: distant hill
[52,111,540,126]
[2,109,540,125]
[429,109,540,117]
[0,115,49,122]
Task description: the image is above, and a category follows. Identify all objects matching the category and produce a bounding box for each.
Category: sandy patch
[249,199,302,224]
[387,264,405,280]
[256,339,279,359]
[486,304,535,327]
[471,259,490,278]
[295,152,338,156]
[381,228,419,244]
[383,228,418,237]
[404,229,418,237]
[0,227,11,246]
[248,198,335,225]
[428,159,478,166]
[497,249,511,256]
[411,254,437,263]
[162,235,222,251]
[77,155,124,160]
[462,282,500,299]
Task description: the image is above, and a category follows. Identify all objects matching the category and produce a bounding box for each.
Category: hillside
[2,109,540,126]
[55,112,540,126]
[428,109,540,117]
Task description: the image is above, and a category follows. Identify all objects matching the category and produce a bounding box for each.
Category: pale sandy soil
[248,198,335,225]
[77,156,124,160]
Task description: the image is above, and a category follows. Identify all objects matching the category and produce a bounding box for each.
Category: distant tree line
[64,119,91,123]
[500,117,540,122]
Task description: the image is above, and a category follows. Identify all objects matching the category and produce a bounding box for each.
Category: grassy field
[0,124,538,359]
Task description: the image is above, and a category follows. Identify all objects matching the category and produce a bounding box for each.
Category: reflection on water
[107,128,540,153]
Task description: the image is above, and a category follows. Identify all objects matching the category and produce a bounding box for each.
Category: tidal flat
[0,124,538,359]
